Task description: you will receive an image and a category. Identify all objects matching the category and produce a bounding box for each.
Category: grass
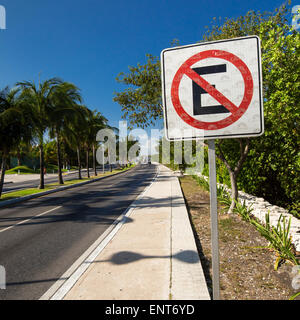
[0,187,55,201]
[1,165,135,202]
[6,164,79,175]
[6,166,36,175]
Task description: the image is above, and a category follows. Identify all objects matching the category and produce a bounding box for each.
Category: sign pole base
[208,139,220,300]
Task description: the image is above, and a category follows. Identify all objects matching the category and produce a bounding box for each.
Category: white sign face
[161,36,264,141]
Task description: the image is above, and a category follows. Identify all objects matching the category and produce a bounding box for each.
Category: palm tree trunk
[39,140,45,189]
[77,146,82,180]
[93,144,97,176]
[17,148,21,167]
[0,154,7,198]
[86,148,90,178]
[56,129,64,185]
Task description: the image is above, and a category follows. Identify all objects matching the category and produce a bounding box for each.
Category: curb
[161,165,211,300]
[0,168,134,209]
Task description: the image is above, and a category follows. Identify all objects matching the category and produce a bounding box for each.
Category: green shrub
[250,212,299,270]
[6,166,35,174]
[233,199,253,222]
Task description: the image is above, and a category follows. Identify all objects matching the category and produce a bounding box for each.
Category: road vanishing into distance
[0,164,157,300]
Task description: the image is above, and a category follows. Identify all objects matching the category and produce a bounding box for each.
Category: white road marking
[0,206,62,234]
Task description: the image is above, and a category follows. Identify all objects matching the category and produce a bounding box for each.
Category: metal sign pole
[208,139,220,300]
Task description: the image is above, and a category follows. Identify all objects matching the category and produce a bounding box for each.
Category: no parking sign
[161,36,264,300]
[161,36,264,140]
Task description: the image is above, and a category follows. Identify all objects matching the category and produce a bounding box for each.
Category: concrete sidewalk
[59,164,210,300]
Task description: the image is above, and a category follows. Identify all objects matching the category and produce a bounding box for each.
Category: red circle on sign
[171,50,254,130]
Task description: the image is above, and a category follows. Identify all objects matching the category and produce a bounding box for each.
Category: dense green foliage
[115,3,299,217]
[6,165,36,175]
[113,54,162,129]
[203,5,300,216]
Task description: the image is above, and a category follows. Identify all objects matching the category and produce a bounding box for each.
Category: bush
[250,212,299,270]
[6,165,35,174]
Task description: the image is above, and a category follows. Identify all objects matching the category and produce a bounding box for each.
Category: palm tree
[83,110,108,177]
[17,78,62,189]
[48,82,82,184]
[10,140,31,167]
[61,104,91,180]
[0,87,33,197]
[92,112,109,176]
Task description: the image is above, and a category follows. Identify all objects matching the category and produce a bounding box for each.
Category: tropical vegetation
[114,3,300,217]
[0,77,113,198]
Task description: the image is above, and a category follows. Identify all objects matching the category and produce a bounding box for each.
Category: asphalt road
[0,164,156,300]
[3,165,116,194]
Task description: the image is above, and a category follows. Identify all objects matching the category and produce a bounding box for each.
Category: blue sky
[0,0,294,134]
